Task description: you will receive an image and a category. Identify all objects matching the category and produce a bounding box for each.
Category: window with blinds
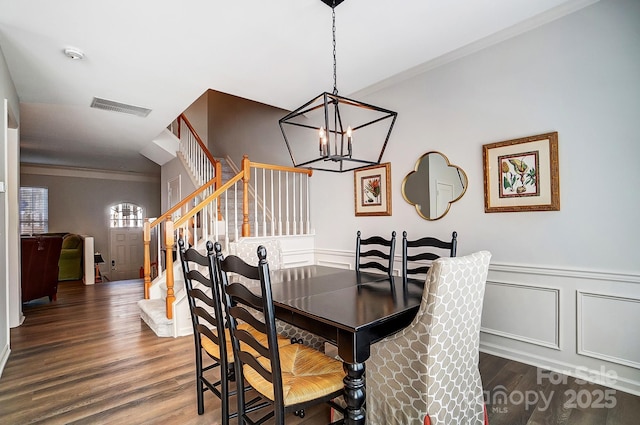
[110,203,144,228]
[20,186,49,235]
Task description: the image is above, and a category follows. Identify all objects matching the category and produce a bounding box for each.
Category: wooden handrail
[178,114,217,168]
[174,171,246,228]
[177,113,222,218]
[148,178,217,228]
[248,161,313,176]
[150,152,315,320]
[143,113,221,299]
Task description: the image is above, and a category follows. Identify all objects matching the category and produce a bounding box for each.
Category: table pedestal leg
[343,362,365,425]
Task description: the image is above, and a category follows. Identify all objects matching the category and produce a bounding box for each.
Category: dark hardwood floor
[1,279,638,424]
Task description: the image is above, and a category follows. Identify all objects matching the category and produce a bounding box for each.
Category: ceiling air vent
[90,97,152,117]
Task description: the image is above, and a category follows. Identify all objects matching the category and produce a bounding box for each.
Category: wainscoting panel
[310,249,640,395]
[577,291,640,369]
[481,280,560,349]
[479,263,640,396]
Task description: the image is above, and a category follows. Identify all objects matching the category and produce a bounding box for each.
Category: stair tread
[137,299,172,324]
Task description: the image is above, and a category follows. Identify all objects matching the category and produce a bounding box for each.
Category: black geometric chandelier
[279,0,398,173]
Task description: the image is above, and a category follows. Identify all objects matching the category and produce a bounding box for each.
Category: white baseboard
[480,341,640,397]
[0,343,10,378]
[315,247,640,398]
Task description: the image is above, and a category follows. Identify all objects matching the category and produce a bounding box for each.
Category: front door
[109,228,143,280]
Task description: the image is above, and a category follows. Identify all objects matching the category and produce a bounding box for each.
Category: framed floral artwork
[483,132,560,213]
[354,163,391,216]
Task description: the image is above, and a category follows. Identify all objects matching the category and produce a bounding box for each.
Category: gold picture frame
[354,163,392,216]
[483,132,560,213]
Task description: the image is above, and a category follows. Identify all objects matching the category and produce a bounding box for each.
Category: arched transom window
[110,203,144,228]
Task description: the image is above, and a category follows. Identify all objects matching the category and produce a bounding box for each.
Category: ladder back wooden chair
[402,230,457,285]
[230,238,327,351]
[356,230,397,276]
[179,239,272,423]
[214,242,346,425]
[178,239,236,422]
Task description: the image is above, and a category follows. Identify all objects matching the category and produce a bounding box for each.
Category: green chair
[58,234,83,281]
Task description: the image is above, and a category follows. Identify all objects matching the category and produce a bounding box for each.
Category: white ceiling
[0,0,595,174]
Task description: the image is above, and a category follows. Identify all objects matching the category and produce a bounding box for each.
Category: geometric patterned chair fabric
[366,251,492,425]
[230,238,327,351]
[229,238,284,270]
[402,230,457,286]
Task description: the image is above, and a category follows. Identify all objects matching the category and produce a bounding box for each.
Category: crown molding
[20,163,160,183]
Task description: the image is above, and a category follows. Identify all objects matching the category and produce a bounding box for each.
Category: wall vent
[90,97,152,117]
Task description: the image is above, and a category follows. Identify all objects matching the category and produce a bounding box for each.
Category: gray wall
[20,167,161,280]
[208,90,291,167]
[313,0,640,272]
[310,0,640,394]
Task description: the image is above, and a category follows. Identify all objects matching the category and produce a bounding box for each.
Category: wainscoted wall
[480,264,640,396]
[307,0,640,398]
[315,248,640,396]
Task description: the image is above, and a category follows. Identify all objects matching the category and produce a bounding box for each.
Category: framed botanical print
[483,132,560,212]
[354,163,392,216]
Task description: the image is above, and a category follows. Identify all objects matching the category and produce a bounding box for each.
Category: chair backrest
[367,251,491,425]
[178,239,229,365]
[214,242,287,420]
[356,230,396,276]
[20,235,63,302]
[402,230,457,283]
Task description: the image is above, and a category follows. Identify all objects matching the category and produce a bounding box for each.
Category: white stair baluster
[234,181,239,242]
[306,174,311,234]
[262,168,267,237]
[299,173,303,234]
[292,172,297,235]
[270,169,275,237]
[253,168,258,237]
[278,171,283,236]
[285,172,290,235]
[224,189,229,252]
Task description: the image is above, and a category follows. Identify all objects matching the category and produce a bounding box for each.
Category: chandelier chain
[332,3,338,95]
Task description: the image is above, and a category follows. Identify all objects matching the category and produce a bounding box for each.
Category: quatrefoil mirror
[402,151,468,220]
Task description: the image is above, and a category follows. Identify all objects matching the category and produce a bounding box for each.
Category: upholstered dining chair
[402,230,457,285]
[179,239,279,423]
[356,230,397,276]
[214,242,346,425]
[366,251,492,425]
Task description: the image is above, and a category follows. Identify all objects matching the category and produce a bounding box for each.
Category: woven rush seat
[179,239,289,423]
[214,242,346,424]
[242,342,345,406]
[201,322,292,361]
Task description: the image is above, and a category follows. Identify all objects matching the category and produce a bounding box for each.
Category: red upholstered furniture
[21,235,63,303]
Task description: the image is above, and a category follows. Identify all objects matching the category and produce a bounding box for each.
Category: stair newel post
[215,160,223,221]
[165,220,175,319]
[242,155,251,237]
[143,220,151,299]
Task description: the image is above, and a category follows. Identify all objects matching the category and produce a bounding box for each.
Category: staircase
[138,114,315,338]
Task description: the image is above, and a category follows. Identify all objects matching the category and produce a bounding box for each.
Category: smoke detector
[63,48,85,60]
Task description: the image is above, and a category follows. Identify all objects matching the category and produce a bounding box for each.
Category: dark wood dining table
[264,265,425,425]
